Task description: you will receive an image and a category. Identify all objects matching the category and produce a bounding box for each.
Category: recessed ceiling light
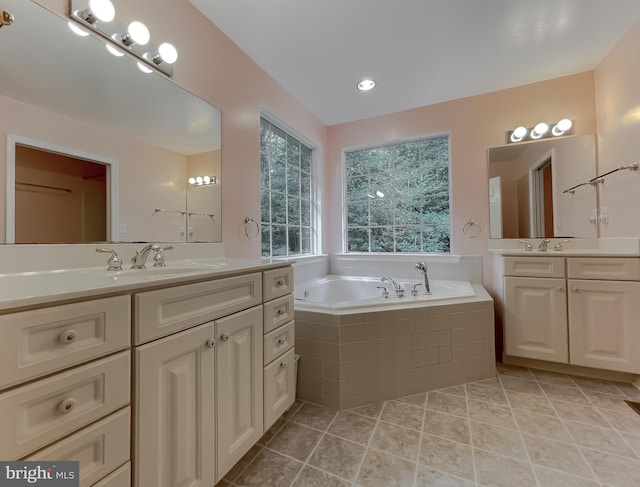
[357,79,376,91]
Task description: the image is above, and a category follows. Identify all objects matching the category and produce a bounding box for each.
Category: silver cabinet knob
[205,338,215,348]
[57,398,76,414]
[59,330,78,344]
[277,338,286,346]
[557,287,565,292]
[573,288,580,293]
[280,361,287,368]
[277,308,285,316]
[220,333,230,342]
[276,279,285,287]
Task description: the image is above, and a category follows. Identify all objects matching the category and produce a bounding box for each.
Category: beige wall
[326,73,597,289]
[595,19,640,237]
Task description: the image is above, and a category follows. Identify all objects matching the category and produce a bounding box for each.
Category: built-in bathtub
[293,274,495,409]
[295,275,476,311]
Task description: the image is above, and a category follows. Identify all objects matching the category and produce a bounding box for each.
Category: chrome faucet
[380,276,404,298]
[538,239,551,252]
[414,262,432,295]
[131,244,160,269]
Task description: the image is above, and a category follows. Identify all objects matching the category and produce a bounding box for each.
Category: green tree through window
[345,136,450,252]
[260,118,314,257]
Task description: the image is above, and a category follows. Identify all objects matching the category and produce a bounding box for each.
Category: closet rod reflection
[16,181,72,193]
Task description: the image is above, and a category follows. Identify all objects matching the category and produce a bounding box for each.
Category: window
[260,117,314,257]
[345,135,450,253]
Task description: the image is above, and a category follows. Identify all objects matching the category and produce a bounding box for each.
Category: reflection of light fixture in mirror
[188,176,217,186]
[552,118,572,136]
[68,21,90,36]
[510,126,527,143]
[530,122,549,139]
[137,62,153,74]
[68,0,177,77]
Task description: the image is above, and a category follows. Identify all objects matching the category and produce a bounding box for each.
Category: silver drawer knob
[57,398,76,414]
[280,361,287,368]
[59,330,78,344]
[205,338,215,348]
[220,333,230,342]
[276,279,284,287]
[277,308,285,316]
[277,338,286,346]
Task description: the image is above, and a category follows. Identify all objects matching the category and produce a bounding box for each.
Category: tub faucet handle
[376,286,389,299]
[411,283,423,297]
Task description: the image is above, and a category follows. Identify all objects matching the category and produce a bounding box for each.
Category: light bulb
[531,122,549,139]
[137,62,153,74]
[357,79,376,91]
[203,176,211,184]
[106,41,124,57]
[128,21,150,45]
[552,118,572,136]
[68,21,89,37]
[196,177,203,185]
[188,177,196,185]
[88,0,115,22]
[510,126,527,143]
[158,43,178,64]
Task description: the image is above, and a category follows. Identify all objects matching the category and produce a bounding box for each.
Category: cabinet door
[135,322,215,487]
[569,280,640,373]
[264,348,296,431]
[216,306,263,481]
[504,277,568,363]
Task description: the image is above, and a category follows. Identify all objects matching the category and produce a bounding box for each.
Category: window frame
[342,133,452,254]
[260,113,319,258]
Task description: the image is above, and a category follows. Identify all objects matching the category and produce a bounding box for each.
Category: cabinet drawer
[0,351,130,459]
[0,296,130,391]
[135,273,262,344]
[567,257,640,281]
[264,348,296,431]
[504,256,565,278]
[263,267,293,301]
[264,321,295,365]
[92,462,130,487]
[25,407,130,487]
[263,294,294,334]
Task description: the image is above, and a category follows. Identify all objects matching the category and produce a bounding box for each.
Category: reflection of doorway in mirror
[7,135,118,244]
[489,176,503,238]
[530,157,554,238]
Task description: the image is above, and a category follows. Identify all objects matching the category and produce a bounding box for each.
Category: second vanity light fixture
[508,119,572,143]
[188,176,217,186]
[69,0,178,76]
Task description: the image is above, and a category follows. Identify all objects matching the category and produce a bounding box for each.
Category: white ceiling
[190,0,640,126]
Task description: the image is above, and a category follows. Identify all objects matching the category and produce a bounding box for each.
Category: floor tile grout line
[410,392,429,487]
[350,398,388,486]
[527,369,603,485]
[464,383,480,486]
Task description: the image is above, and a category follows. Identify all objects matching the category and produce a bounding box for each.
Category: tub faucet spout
[380,276,404,298]
[415,262,432,295]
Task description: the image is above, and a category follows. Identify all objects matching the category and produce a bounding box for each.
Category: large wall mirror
[488,135,598,239]
[0,0,221,244]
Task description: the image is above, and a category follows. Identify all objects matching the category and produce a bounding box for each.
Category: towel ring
[244,217,260,240]
[463,220,482,238]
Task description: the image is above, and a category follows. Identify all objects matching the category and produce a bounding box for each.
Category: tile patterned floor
[217,364,640,487]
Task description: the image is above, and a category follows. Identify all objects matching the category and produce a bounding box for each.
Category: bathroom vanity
[492,242,640,377]
[0,255,295,486]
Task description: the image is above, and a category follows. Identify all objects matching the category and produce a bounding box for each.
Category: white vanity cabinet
[568,258,640,373]
[503,256,568,363]
[0,295,132,487]
[502,255,640,374]
[132,265,294,486]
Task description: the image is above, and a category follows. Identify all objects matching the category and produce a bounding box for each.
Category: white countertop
[490,250,640,257]
[0,258,289,311]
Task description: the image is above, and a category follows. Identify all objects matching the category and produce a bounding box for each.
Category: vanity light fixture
[68,0,178,77]
[507,118,573,144]
[357,79,376,91]
[188,176,217,186]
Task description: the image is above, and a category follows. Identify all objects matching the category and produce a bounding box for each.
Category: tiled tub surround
[218,363,640,487]
[295,284,495,409]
